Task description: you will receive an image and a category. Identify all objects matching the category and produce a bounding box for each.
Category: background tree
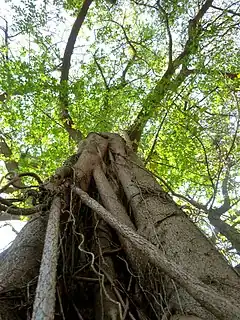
[0,0,240,319]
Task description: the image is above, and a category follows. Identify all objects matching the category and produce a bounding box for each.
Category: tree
[0,0,240,319]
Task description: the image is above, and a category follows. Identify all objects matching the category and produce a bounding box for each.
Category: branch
[224,97,240,163]
[173,0,214,69]
[110,20,137,55]
[120,54,136,85]
[182,68,240,80]
[0,171,47,216]
[208,102,239,213]
[1,222,19,235]
[211,4,240,17]
[156,1,173,69]
[0,172,43,193]
[0,196,18,207]
[210,165,231,216]
[0,16,9,60]
[220,166,231,212]
[0,203,47,216]
[60,0,93,84]
[194,135,215,193]
[208,212,240,254]
[154,163,240,251]
[108,20,137,85]
[152,173,208,212]
[93,54,109,90]
[144,111,168,165]
[127,0,214,147]
[59,0,93,142]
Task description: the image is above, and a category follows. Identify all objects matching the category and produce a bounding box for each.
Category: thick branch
[0,172,42,193]
[59,0,93,142]
[127,67,192,149]
[213,167,231,215]
[127,0,213,147]
[157,170,240,253]
[208,211,240,253]
[60,0,93,84]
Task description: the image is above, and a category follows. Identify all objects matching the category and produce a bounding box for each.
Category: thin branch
[108,20,137,85]
[184,68,240,80]
[0,16,9,60]
[0,172,43,193]
[156,1,173,69]
[194,135,215,193]
[211,4,240,17]
[152,173,207,212]
[2,222,19,235]
[109,20,137,55]
[144,111,168,165]
[224,95,240,163]
[208,98,239,212]
[93,54,109,90]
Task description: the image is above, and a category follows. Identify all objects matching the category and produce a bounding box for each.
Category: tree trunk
[0,132,239,320]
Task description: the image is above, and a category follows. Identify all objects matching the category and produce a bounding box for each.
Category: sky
[0,220,26,251]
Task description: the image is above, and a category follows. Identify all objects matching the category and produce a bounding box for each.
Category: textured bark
[0,213,48,319]
[0,213,47,292]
